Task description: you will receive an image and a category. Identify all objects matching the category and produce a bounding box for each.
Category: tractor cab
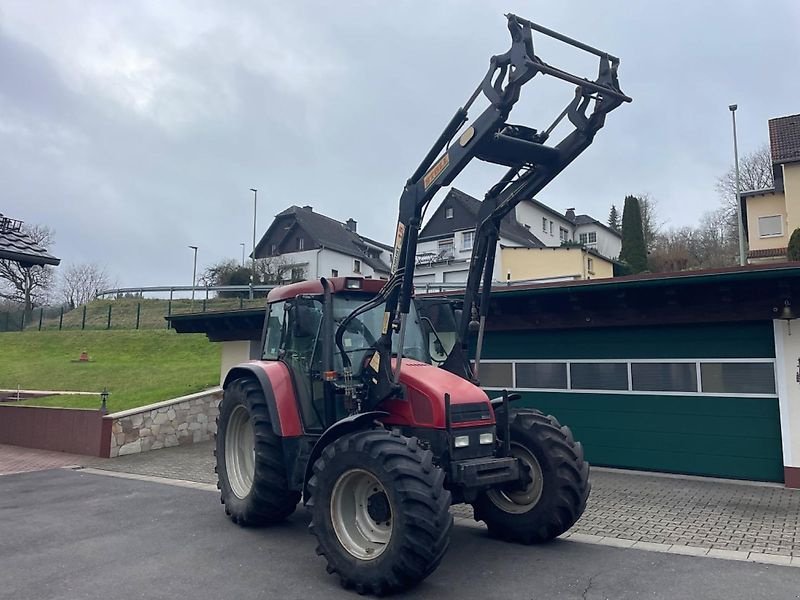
[260,277,434,432]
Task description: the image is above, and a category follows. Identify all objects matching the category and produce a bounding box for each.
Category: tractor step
[450,456,519,488]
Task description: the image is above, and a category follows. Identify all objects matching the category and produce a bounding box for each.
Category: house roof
[0,215,60,267]
[769,113,800,164]
[420,188,545,248]
[571,214,622,238]
[256,206,391,273]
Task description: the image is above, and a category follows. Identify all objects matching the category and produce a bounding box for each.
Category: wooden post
[82,305,87,330]
[135,302,141,330]
[59,307,64,330]
[106,304,112,330]
[38,308,44,331]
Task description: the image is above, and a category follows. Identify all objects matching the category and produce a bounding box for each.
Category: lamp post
[189,245,198,309]
[729,104,747,266]
[250,188,258,300]
[100,387,109,414]
[240,242,246,267]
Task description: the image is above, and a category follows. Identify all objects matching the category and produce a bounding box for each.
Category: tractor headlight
[454,435,470,448]
[479,432,494,445]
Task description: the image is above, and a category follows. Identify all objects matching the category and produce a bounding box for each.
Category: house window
[353,259,361,273]
[270,243,277,256]
[579,231,597,245]
[438,239,454,259]
[559,227,569,242]
[549,221,554,235]
[542,217,548,232]
[331,269,338,277]
[587,258,594,274]
[461,231,474,251]
[445,207,454,219]
[290,267,305,281]
[297,237,305,250]
[758,215,783,237]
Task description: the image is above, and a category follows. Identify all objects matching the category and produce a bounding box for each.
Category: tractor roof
[266,277,386,303]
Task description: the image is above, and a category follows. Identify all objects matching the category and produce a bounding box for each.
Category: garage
[470,266,798,482]
[479,321,782,481]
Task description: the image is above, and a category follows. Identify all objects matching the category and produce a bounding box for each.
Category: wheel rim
[225,405,255,499]
[486,442,544,514]
[330,469,392,560]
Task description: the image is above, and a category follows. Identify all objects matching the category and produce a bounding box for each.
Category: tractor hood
[379,360,494,429]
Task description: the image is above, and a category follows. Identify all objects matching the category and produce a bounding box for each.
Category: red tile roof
[747,247,787,259]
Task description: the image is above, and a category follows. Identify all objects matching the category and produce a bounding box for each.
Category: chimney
[346,218,357,233]
[303,205,313,212]
[565,208,576,221]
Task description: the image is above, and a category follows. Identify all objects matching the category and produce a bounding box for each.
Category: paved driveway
[87,441,800,559]
[0,468,797,600]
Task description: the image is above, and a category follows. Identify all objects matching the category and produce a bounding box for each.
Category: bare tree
[60,263,113,308]
[649,207,738,273]
[715,144,774,241]
[0,225,56,316]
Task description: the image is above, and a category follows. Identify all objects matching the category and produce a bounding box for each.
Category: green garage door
[480,322,783,482]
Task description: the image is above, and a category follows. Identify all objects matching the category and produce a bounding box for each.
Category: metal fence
[0,285,277,332]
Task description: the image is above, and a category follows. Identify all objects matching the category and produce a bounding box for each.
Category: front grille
[450,402,491,424]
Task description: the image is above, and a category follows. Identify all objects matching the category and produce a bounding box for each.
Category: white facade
[278,247,389,281]
[413,198,620,285]
[413,237,508,285]
[514,202,573,247]
[574,223,622,260]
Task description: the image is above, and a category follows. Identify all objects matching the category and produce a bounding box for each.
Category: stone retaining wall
[107,388,222,457]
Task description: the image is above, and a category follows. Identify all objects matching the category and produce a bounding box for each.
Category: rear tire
[215,377,300,526]
[472,408,590,544]
[308,428,452,595]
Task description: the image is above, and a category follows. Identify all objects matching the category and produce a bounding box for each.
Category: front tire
[472,408,590,544]
[308,428,452,595]
[215,377,300,526]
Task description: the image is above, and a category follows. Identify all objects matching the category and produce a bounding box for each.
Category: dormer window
[297,237,305,250]
[270,243,277,256]
[445,207,454,219]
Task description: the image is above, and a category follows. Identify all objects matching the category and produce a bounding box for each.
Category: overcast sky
[2,0,800,289]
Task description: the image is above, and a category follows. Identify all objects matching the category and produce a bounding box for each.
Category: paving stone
[667,545,709,557]
[749,553,793,566]
[707,548,750,561]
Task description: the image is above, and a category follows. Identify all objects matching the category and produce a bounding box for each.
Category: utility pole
[240,242,246,267]
[729,104,747,266]
[189,245,198,309]
[250,188,258,300]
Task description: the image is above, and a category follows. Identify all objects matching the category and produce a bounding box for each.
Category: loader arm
[342,14,630,406]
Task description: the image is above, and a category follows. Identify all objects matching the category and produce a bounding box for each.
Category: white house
[254,206,392,280]
[413,189,620,285]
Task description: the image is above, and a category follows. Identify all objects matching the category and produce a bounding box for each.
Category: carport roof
[167,263,800,340]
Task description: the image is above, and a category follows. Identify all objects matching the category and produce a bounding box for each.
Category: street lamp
[729,104,747,266]
[240,242,246,267]
[250,188,258,300]
[189,245,198,308]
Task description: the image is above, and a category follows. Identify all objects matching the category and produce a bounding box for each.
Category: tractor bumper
[450,456,520,489]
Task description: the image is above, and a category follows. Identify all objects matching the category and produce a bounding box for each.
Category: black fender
[302,411,389,503]
[223,364,282,437]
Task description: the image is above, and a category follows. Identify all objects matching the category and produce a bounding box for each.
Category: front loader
[215,14,630,595]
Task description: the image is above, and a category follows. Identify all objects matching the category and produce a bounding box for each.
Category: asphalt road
[0,469,797,600]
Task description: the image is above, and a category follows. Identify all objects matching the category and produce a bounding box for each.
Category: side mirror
[290,302,318,338]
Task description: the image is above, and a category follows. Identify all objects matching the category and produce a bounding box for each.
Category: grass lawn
[1,330,220,412]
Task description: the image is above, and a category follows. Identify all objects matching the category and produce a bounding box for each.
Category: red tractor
[216,14,630,595]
